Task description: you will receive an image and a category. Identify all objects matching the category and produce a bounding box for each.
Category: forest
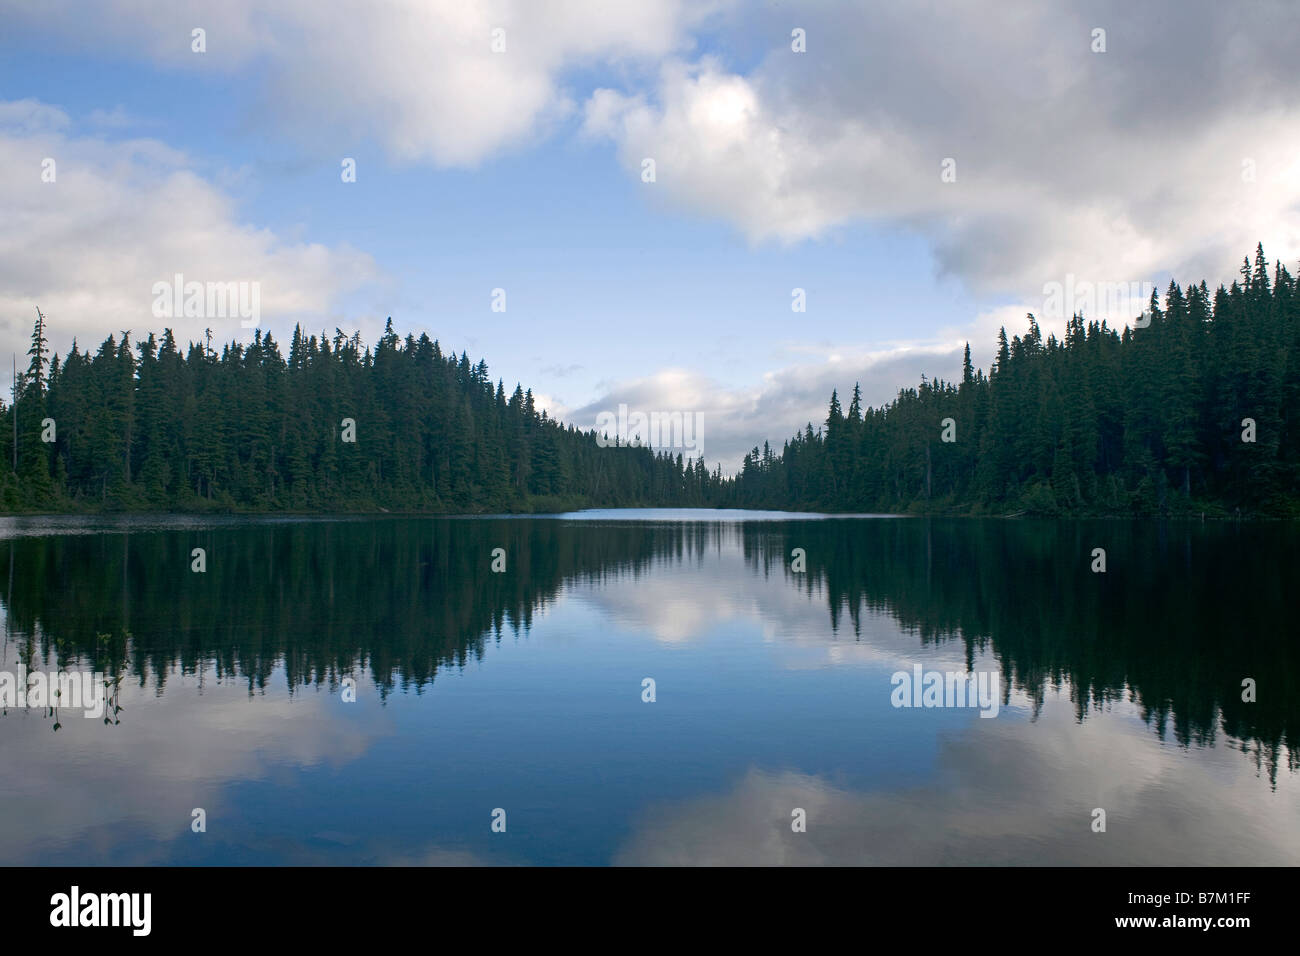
[0,317,716,513]
[732,244,1298,516]
[2,245,1296,516]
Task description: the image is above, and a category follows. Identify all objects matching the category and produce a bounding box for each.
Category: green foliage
[4,247,1296,516]
[3,320,721,513]
[734,246,1300,516]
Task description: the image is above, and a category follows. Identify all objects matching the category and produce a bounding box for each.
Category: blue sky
[2,1,1297,470]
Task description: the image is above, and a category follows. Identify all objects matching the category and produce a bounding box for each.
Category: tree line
[734,244,1299,515]
[2,245,1296,515]
[1,318,722,512]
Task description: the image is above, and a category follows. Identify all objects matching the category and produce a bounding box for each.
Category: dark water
[0,511,1296,866]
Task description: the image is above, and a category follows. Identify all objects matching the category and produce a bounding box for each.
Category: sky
[1,0,1297,472]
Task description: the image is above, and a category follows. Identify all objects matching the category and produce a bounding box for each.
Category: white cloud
[5,0,725,168]
[0,101,377,361]
[9,1,1297,311]
[584,60,904,244]
[0,98,69,134]
[584,1,1300,300]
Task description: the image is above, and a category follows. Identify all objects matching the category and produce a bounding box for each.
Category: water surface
[1,511,1295,865]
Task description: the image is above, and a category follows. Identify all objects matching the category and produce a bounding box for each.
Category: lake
[1,511,1296,865]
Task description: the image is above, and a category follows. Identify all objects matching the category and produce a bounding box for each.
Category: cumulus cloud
[3,0,723,167]
[11,1,1297,306]
[584,1,1300,299]
[0,100,377,360]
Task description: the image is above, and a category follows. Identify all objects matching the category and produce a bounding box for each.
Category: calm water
[0,511,1296,866]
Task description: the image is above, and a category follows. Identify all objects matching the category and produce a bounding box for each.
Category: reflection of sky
[1,523,1296,866]
[614,702,1300,866]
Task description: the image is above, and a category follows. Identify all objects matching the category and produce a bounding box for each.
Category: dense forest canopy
[733,244,1298,516]
[1,318,717,513]
[2,245,1296,515]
